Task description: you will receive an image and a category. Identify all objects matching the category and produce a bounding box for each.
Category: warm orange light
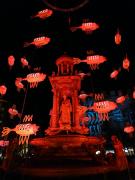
[110,69,120,79]
[24,36,51,48]
[20,57,29,67]
[82,55,107,70]
[15,78,24,91]
[115,29,121,45]
[122,56,130,71]
[24,73,46,88]
[124,126,134,133]
[0,85,7,95]
[33,9,53,19]
[116,96,126,104]
[8,55,15,67]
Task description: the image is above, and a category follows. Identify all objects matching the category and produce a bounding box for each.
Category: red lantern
[20,57,29,67]
[32,9,53,20]
[122,55,130,71]
[124,126,134,134]
[0,85,7,95]
[23,73,46,88]
[8,105,19,119]
[8,55,15,68]
[115,29,121,45]
[89,100,117,120]
[82,55,107,70]
[116,96,126,104]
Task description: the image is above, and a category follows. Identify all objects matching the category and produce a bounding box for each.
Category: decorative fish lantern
[23,72,46,88]
[2,123,39,145]
[82,55,107,70]
[116,95,126,104]
[8,55,15,69]
[15,78,25,92]
[31,9,53,20]
[115,29,121,45]
[110,68,121,79]
[24,36,51,48]
[89,100,117,120]
[70,22,99,34]
[124,126,134,134]
[122,55,130,71]
[0,85,7,96]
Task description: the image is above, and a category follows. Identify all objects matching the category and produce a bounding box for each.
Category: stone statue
[59,95,72,129]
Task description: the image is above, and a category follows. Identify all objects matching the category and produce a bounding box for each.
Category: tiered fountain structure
[30,55,106,160]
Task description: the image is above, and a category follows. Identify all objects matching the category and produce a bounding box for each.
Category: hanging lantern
[8,55,15,69]
[116,95,126,104]
[0,85,7,95]
[2,123,39,145]
[89,100,117,120]
[122,55,130,71]
[8,105,19,119]
[15,78,24,92]
[124,125,134,137]
[115,29,121,45]
[23,73,46,88]
[82,55,107,70]
[20,57,29,67]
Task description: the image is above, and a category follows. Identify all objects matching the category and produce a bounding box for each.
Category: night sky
[0,0,135,130]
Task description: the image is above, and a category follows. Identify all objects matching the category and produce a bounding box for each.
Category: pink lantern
[0,85,7,95]
[8,55,15,68]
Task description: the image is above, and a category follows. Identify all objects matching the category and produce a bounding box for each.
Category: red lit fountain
[29,55,107,172]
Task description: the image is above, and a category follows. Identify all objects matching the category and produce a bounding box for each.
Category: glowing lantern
[0,85,7,95]
[15,78,24,92]
[122,55,130,71]
[71,22,99,34]
[2,123,39,145]
[116,96,126,104]
[32,9,53,20]
[124,126,134,134]
[24,36,51,48]
[89,100,117,120]
[23,73,46,88]
[110,68,121,79]
[115,29,121,45]
[8,55,15,69]
[82,55,107,70]
[20,57,29,67]
[8,105,19,119]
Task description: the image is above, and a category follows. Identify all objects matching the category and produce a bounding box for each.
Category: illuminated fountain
[30,55,106,161]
